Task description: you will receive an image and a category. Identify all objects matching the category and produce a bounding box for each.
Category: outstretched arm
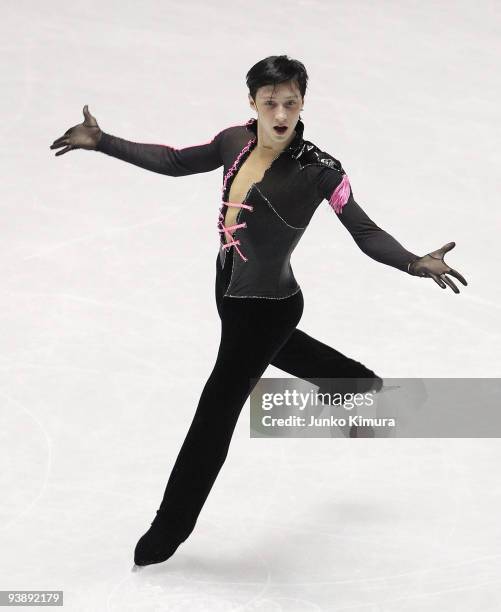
[50,105,225,177]
[96,128,225,177]
[317,165,468,293]
[317,166,421,274]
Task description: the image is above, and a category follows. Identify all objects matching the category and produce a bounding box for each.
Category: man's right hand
[50,105,102,156]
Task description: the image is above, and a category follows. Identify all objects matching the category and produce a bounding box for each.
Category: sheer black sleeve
[317,165,421,274]
[95,127,226,177]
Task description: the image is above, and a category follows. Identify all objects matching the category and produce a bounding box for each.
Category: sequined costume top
[96,117,421,298]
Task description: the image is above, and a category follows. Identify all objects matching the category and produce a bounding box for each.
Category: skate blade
[379,384,401,393]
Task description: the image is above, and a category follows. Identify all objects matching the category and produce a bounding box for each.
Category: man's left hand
[409,242,468,294]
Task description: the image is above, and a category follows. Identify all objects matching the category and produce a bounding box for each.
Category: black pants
[156,248,378,541]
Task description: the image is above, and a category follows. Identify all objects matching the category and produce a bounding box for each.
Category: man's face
[249,80,303,143]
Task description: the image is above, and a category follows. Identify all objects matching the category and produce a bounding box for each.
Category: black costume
[96,117,421,565]
[97,117,420,297]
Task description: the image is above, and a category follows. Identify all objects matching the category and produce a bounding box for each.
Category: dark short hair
[246,55,308,102]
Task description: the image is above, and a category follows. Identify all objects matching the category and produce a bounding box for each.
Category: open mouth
[274,126,287,134]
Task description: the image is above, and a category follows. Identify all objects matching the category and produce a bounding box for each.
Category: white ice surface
[1,0,501,610]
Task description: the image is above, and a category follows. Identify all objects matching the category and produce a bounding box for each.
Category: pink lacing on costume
[225,202,254,211]
[216,135,257,262]
[328,173,351,214]
[217,203,254,262]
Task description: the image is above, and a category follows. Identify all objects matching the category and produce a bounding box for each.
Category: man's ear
[248,94,256,111]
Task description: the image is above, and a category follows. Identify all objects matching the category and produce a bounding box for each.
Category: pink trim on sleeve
[328,173,351,214]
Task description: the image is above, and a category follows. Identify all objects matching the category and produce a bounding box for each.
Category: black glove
[408,242,467,294]
[50,105,102,156]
